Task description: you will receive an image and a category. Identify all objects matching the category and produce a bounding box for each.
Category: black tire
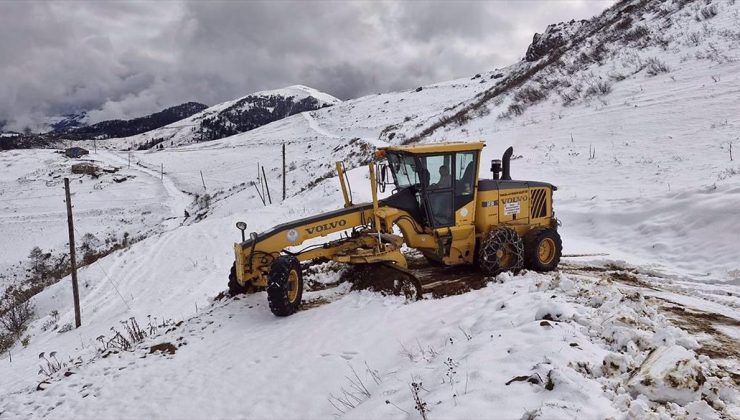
[523,228,562,272]
[267,256,303,316]
[228,263,250,296]
[478,227,524,277]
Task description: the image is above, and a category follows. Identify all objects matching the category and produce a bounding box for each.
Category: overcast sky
[0,0,613,131]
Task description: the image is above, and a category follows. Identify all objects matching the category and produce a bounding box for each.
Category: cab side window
[454,152,477,210]
[425,155,452,190]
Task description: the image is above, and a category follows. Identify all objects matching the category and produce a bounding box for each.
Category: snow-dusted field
[0,150,186,294]
[2,0,740,418]
[2,265,737,419]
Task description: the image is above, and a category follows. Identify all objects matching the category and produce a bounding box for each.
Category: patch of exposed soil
[149,342,177,355]
[607,271,659,290]
[414,265,487,298]
[561,262,657,290]
[560,262,639,274]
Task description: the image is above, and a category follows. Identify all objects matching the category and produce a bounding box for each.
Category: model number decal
[482,200,498,208]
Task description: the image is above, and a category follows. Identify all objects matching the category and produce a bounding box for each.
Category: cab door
[421,151,479,264]
[421,154,454,227]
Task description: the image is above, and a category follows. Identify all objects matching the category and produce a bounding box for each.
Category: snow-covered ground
[0,149,189,294]
[3,264,738,419]
[2,0,740,418]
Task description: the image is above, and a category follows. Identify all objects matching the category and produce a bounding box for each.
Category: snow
[0,150,181,294]
[2,0,740,418]
[627,345,705,405]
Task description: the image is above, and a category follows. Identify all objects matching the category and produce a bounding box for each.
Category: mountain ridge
[103,84,340,149]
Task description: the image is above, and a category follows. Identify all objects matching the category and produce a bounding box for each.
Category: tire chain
[479,227,524,276]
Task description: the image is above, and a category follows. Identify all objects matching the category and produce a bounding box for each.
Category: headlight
[236,221,247,231]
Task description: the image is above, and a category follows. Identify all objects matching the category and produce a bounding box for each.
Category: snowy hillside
[1,0,739,418]
[99,85,340,150]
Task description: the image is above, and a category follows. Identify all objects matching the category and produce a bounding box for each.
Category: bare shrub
[0,332,13,354]
[95,316,171,354]
[514,86,546,105]
[624,25,649,42]
[410,381,429,420]
[473,105,491,118]
[687,31,702,46]
[645,57,670,76]
[196,193,211,210]
[655,33,674,49]
[328,364,374,414]
[609,72,627,82]
[589,42,609,64]
[0,299,35,339]
[585,81,612,97]
[698,4,718,20]
[615,16,632,31]
[505,103,524,118]
[560,90,579,106]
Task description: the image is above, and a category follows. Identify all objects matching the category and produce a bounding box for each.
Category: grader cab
[230,141,561,316]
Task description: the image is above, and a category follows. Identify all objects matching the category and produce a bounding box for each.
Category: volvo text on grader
[229,142,562,316]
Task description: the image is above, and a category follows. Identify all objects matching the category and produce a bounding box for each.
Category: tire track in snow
[301,111,388,149]
[97,151,191,230]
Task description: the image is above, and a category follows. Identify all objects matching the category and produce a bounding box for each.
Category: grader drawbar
[229,142,562,316]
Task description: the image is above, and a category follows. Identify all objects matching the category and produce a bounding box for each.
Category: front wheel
[267,256,303,316]
[523,228,562,272]
[228,263,250,296]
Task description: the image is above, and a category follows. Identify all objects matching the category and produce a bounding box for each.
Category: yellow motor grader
[230,142,561,316]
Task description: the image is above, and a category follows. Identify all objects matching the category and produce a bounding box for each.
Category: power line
[72,226,131,311]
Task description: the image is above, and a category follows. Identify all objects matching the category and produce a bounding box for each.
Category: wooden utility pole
[262,165,272,204]
[160,163,163,181]
[63,178,82,328]
[200,170,207,190]
[258,163,265,200]
[282,143,286,201]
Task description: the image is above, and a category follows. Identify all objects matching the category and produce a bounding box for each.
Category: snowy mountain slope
[58,102,208,140]
[2,0,740,418]
[96,85,340,150]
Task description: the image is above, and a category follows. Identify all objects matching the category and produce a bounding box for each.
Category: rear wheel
[267,256,303,316]
[478,227,524,277]
[524,228,562,272]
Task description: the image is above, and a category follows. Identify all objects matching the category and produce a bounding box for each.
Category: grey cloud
[0,0,613,131]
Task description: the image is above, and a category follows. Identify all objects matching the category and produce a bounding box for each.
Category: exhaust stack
[501,146,513,181]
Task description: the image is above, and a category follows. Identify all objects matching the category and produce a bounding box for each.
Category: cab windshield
[387,153,419,188]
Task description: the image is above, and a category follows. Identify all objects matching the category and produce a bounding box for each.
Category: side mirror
[379,164,387,193]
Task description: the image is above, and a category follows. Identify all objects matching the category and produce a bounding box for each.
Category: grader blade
[349,262,423,301]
